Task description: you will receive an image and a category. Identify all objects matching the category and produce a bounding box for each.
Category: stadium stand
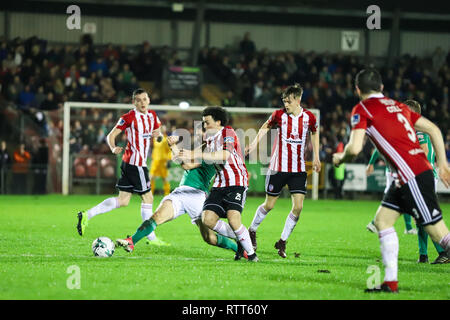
[0,34,449,193]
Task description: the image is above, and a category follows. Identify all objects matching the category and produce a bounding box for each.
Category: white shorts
[161,186,207,224]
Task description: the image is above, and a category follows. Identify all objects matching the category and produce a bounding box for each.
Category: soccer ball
[92,237,115,257]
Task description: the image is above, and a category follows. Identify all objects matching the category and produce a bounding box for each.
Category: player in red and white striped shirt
[246,84,321,258]
[205,124,249,189]
[77,89,168,246]
[333,69,450,293]
[179,106,258,262]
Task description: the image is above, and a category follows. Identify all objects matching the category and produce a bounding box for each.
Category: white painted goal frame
[62,102,320,199]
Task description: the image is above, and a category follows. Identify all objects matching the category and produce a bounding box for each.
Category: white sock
[249,205,270,231]
[213,220,236,239]
[439,233,450,255]
[141,203,156,241]
[87,197,119,220]
[280,212,299,241]
[378,227,399,282]
[234,225,255,256]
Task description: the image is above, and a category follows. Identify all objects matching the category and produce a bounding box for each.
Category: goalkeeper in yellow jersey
[150,125,172,196]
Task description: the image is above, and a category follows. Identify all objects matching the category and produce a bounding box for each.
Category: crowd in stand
[0,34,449,171]
[200,33,450,163]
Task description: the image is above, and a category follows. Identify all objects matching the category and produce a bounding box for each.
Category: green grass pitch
[0,194,448,300]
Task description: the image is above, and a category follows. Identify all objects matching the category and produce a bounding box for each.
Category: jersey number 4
[397,113,416,143]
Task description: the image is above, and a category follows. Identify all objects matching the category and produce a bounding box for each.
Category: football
[92,237,115,257]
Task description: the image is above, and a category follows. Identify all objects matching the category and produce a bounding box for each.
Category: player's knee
[117,197,130,207]
[203,234,214,245]
[263,201,275,211]
[292,206,303,216]
[202,214,217,229]
[373,218,389,231]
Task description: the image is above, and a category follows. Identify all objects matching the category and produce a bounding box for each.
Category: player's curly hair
[281,83,303,99]
[202,106,229,126]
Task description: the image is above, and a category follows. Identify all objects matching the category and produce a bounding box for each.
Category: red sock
[383,281,398,292]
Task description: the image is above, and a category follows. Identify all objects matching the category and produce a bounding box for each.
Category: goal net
[62,102,321,199]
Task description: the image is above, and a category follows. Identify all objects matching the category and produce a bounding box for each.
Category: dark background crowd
[0,33,449,193]
[200,33,450,164]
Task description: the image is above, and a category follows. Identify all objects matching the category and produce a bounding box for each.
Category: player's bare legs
[152,199,175,224]
[249,194,278,250]
[203,210,257,261]
[77,190,131,236]
[196,214,245,255]
[139,190,166,244]
[202,210,220,230]
[290,193,304,217]
[197,219,218,246]
[227,210,256,260]
[117,190,132,207]
[140,190,153,205]
[373,206,401,231]
[425,220,450,249]
[116,199,173,252]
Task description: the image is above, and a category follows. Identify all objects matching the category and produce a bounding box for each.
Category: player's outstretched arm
[107,127,123,154]
[332,129,366,167]
[167,136,201,169]
[414,117,450,187]
[178,148,230,165]
[246,120,270,156]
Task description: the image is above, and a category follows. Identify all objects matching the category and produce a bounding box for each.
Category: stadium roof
[2,0,449,32]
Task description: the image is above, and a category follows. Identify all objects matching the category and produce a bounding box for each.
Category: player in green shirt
[116,135,245,258]
[366,149,417,234]
[408,101,448,264]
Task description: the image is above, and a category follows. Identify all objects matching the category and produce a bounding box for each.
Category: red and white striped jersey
[205,126,249,188]
[350,93,432,185]
[115,108,161,167]
[267,108,318,172]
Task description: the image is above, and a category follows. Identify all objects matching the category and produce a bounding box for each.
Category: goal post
[62,102,320,199]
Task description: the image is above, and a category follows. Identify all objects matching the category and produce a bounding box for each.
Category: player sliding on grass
[333,69,450,293]
[178,106,258,262]
[77,88,168,246]
[245,84,321,258]
[116,134,247,258]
